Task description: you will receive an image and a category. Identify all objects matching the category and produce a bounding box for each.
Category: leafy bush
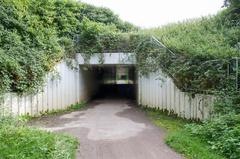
[187,114,240,159]
[213,89,240,114]
[138,9,240,92]
[77,18,146,55]
[79,3,138,32]
[0,0,136,94]
[0,0,64,93]
[0,116,78,159]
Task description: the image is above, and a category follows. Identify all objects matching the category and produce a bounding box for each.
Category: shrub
[0,0,136,94]
[138,10,240,92]
[187,114,240,159]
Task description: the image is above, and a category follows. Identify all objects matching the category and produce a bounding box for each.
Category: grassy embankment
[0,102,86,159]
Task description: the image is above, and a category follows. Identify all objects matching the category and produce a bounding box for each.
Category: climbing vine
[0,0,239,98]
[0,0,137,94]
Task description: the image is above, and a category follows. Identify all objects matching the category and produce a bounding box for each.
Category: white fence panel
[138,71,214,120]
[0,61,95,117]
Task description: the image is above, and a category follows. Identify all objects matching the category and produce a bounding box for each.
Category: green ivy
[0,0,137,94]
[136,8,240,93]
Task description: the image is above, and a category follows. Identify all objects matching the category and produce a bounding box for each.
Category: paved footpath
[31,99,183,159]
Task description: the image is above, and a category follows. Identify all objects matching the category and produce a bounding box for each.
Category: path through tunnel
[80,65,137,101]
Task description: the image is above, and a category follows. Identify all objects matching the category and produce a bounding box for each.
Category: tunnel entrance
[81,65,137,101]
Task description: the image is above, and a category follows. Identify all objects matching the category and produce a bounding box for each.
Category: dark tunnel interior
[90,65,137,100]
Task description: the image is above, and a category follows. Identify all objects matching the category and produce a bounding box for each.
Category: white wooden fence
[0,61,97,116]
[138,71,214,120]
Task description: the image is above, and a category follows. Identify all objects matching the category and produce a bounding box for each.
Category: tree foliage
[0,0,62,93]
[0,0,137,94]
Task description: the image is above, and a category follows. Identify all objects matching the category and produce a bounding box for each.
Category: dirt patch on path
[30,99,183,159]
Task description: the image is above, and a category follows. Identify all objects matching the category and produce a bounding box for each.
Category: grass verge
[143,107,225,159]
[19,101,87,122]
[0,116,79,159]
[0,101,86,159]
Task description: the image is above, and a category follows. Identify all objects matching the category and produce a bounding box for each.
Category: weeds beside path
[144,108,225,159]
[0,116,79,159]
[0,102,86,159]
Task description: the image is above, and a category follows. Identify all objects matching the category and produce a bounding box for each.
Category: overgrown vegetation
[0,0,137,94]
[139,2,240,159]
[0,0,238,94]
[187,114,240,159]
[144,108,225,159]
[138,10,239,92]
[1,0,240,158]
[0,116,78,159]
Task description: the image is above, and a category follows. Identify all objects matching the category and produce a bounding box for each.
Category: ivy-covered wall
[0,0,239,100]
[0,0,137,94]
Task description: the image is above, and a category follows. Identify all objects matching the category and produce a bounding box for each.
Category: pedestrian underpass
[80,65,137,101]
[1,53,213,120]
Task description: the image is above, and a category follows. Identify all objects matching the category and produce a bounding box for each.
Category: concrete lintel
[76,53,136,65]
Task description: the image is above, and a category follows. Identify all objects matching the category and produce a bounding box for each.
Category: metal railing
[142,36,240,93]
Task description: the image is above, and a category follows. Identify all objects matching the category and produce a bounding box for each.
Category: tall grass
[0,116,78,159]
[144,11,240,58]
